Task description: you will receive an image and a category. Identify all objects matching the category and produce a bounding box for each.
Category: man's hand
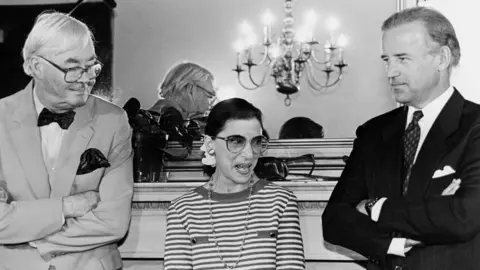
[442,179,461,196]
[62,191,100,219]
[356,199,368,215]
[405,238,423,248]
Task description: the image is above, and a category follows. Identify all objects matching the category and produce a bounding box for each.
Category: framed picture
[397,0,426,10]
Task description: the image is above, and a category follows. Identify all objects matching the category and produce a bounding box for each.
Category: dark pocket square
[76,148,110,175]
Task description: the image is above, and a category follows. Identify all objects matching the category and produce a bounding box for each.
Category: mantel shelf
[133,180,338,202]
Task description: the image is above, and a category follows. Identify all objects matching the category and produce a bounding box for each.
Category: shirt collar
[33,84,45,116]
[407,86,454,124]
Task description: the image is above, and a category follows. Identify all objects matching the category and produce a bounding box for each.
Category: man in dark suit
[322,6,480,270]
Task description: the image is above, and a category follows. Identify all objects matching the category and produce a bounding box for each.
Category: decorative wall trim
[397,0,420,11]
[131,201,328,211]
[132,202,170,211]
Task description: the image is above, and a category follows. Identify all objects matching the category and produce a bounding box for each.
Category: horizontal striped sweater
[164,179,305,270]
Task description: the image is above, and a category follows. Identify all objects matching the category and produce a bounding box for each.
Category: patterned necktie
[37,108,76,130]
[402,110,423,195]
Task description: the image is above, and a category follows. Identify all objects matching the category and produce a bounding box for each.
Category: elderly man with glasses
[0,11,133,270]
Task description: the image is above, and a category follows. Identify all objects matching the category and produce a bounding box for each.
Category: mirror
[1,0,404,139]
[113,0,403,139]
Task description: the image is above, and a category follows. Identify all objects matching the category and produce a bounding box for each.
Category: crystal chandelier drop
[233,0,348,106]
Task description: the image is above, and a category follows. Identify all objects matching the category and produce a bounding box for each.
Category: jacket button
[269,232,276,237]
[191,238,197,244]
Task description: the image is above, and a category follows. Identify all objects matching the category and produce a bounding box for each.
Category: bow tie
[37,108,76,130]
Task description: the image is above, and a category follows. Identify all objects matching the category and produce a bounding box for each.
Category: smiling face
[35,36,98,112]
[210,118,263,186]
[381,21,442,108]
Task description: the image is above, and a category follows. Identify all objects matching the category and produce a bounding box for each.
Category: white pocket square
[432,165,455,178]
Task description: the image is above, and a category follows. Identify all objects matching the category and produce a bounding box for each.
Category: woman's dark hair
[279,116,324,139]
[203,98,264,176]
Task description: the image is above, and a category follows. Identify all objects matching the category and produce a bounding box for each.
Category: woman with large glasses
[164,98,305,270]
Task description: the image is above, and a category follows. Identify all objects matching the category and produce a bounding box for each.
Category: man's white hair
[22,11,94,76]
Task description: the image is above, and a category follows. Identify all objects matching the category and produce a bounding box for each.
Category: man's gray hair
[22,11,94,76]
[158,61,215,99]
[382,6,460,67]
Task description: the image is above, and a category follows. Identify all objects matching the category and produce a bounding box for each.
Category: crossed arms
[0,113,134,260]
[322,122,480,258]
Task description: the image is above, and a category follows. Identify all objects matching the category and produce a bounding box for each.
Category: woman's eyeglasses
[213,135,269,154]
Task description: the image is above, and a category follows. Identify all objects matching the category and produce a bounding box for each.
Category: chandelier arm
[246,58,276,88]
[237,72,263,90]
[255,45,271,66]
[247,66,261,87]
[309,60,333,72]
[310,48,331,65]
[305,60,344,90]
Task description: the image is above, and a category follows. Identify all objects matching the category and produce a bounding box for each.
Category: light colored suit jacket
[0,82,134,270]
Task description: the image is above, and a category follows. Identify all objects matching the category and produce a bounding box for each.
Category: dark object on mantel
[124,98,209,182]
[132,131,167,182]
[255,154,315,181]
[255,154,341,181]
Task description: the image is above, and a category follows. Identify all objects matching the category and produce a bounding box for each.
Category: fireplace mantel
[121,139,367,270]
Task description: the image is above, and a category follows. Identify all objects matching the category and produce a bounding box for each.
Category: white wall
[418,0,480,104]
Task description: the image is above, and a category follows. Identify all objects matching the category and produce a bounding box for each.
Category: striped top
[164,179,305,270]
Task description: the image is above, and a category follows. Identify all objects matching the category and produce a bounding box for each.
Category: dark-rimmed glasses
[214,135,269,154]
[38,55,103,83]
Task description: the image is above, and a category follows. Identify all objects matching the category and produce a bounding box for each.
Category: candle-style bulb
[233,39,244,53]
[325,17,339,32]
[240,21,253,35]
[246,34,257,47]
[337,33,347,48]
[305,10,316,26]
[262,9,274,25]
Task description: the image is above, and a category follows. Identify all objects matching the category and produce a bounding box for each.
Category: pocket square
[76,148,110,175]
[432,165,455,179]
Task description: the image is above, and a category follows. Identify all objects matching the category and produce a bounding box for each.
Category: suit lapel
[50,97,95,198]
[408,89,464,198]
[377,107,407,198]
[10,82,51,198]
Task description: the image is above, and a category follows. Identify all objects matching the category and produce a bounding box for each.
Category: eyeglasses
[213,135,269,154]
[194,83,216,99]
[38,56,103,83]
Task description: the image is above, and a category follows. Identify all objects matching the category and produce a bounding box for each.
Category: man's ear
[436,45,452,72]
[27,56,45,79]
[204,135,215,153]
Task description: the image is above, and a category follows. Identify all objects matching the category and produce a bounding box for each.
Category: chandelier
[233,0,348,106]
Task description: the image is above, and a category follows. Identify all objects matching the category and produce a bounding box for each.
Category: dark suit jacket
[322,89,480,270]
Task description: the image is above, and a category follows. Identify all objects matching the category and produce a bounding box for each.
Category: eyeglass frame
[37,55,103,83]
[193,83,218,107]
[213,135,269,154]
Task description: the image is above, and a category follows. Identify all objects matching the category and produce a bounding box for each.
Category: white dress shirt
[371,86,455,256]
[33,88,67,177]
[30,87,67,247]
